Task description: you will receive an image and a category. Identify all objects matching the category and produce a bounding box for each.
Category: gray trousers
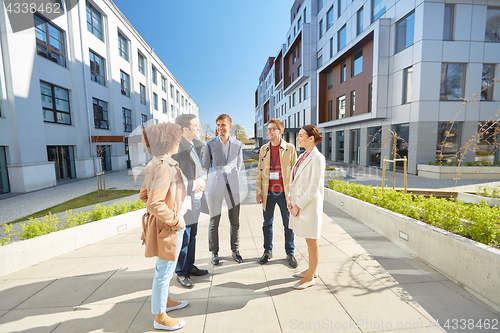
[207,184,240,253]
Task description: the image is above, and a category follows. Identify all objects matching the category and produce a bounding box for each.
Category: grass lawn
[11,189,140,223]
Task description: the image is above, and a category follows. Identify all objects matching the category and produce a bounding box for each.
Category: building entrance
[47,146,76,181]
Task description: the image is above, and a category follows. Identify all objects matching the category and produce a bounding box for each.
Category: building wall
[0,0,198,193]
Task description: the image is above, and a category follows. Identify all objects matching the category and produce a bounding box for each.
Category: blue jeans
[151,228,184,314]
[176,198,202,276]
[262,191,294,255]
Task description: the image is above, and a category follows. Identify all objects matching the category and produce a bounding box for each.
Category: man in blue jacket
[202,114,243,265]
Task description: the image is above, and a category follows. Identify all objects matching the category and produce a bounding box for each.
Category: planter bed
[324,169,347,180]
[457,192,500,207]
[417,164,500,179]
[324,188,500,312]
[0,209,145,278]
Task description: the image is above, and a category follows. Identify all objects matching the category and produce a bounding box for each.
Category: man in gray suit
[202,114,243,265]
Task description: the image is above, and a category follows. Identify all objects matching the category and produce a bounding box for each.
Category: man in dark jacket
[173,114,210,288]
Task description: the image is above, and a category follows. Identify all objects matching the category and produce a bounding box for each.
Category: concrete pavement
[1,195,499,332]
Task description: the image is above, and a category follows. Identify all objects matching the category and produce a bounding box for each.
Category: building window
[153,93,158,110]
[352,49,363,76]
[123,108,132,132]
[317,0,323,13]
[152,66,157,85]
[326,69,333,90]
[141,114,147,127]
[319,19,323,39]
[181,95,185,107]
[293,92,296,106]
[288,35,291,46]
[486,7,500,42]
[337,95,346,119]
[402,66,413,104]
[481,64,495,101]
[120,70,130,97]
[304,7,307,23]
[396,11,415,53]
[140,84,146,105]
[41,81,71,124]
[304,83,308,100]
[328,100,333,121]
[368,83,373,112]
[357,7,364,36]
[443,5,454,41]
[299,88,302,103]
[293,50,296,64]
[86,1,103,41]
[369,126,382,166]
[176,90,179,103]
[341,60,347,83]
[440,63,466,100]
[171,105,174,118]
[317,54,323,68]
[336,131,345,161]
[89,50,105,85]
[161,76,167,92]
[476,121,499,163]
[34,15,66,67]
[437,122,461,162]
[0,146,9,194]
[327,6,334,30]
[93,98,108,129]
[170,84,174,98]
[163,99,168,114]
[338,25,346,50]
[289,96,291,109]
[337,0,342,18]
[298,65,302,76]
[372,0,386,22]
[298,17,302,29]
[350,91,356,116]
[118,32,128,61]
[138,53,145,75]
[329,38,333,58]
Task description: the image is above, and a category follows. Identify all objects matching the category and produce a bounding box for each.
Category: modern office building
[255,0,500,174]
[0,0,198,193]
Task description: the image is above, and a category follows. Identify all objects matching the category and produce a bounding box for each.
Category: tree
[200,122,215,142]
[230,124,248,143]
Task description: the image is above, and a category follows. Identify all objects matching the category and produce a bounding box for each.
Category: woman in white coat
[287,125,325,289]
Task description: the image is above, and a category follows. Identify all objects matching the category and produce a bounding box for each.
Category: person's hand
[287,197,293,211]
[194,177,205,193]
[291,205,300,217]
[256,194,263,204]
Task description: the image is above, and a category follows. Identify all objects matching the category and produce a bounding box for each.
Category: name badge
[223,165,232,174]
[270,171,279,180]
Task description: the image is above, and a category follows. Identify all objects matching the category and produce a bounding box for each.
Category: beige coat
[139,155,186,261]
[256,139,297,209]
[288,147,325,239]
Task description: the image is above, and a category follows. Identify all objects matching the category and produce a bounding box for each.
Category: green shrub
[89,204,113,221]
[64,210,91,228]
[19,213,60,240]
[1,224,18,246]
[130,199,146,211]
[327,180,499,246]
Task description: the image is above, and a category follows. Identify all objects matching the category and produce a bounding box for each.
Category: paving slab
[0,200,499,332]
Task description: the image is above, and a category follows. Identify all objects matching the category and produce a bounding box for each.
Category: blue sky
[113,0,292,138]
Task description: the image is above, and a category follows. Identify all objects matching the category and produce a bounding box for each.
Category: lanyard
[219,137,230,164]
[270,147,280,171]
[293,152,308,178]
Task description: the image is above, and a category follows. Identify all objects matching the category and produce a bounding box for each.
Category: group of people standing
[139,114,325,331]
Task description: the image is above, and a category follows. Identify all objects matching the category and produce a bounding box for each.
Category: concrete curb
[324,188,500,312]
[457,192,500,207]
[0,209,145,278]
[417,164,500,179]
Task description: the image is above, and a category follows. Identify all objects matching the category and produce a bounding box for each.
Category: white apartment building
[0,0,198,194]
[255,0,500,174]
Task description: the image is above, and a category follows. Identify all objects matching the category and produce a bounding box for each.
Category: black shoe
[188,266,209,276]
[258,251,272,265]
[176,275,194,289]
[232,251,243,263]
[211,252,219,266]
[287,254,298,268]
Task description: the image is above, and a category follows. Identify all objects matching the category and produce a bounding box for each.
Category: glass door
[0,147,10,194]
[350,129,360,164]
[47,146,76,181]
